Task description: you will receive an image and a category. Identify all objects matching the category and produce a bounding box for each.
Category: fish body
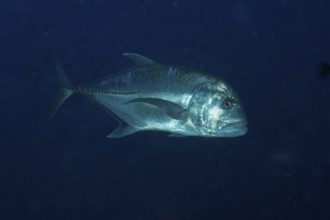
[46,53,247,138]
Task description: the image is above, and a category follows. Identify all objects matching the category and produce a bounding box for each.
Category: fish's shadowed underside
[45,53,247,138]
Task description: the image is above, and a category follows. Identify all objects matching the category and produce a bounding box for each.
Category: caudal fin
[44,53,74,125]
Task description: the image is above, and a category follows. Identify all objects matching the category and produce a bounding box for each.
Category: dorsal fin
[123,53,156,65]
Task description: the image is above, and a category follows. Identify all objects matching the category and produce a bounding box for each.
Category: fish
[45,53,247,138]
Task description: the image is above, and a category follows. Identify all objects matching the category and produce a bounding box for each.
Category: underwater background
[1,0,330,219]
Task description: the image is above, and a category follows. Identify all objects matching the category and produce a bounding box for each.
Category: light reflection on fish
[46,53,247,138]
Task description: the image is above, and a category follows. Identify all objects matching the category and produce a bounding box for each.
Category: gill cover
[188,84,230,136]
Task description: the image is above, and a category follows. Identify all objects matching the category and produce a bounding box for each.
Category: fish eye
[221,98,234,109]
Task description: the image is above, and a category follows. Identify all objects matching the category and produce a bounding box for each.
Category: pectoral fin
[125,98,188,120]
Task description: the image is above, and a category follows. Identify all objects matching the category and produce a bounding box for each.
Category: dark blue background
[1,0,330,219]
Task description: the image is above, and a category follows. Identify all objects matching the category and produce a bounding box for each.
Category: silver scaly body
[46,53,247,138]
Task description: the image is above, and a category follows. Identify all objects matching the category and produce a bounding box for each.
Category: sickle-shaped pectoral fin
[125,98,188,120]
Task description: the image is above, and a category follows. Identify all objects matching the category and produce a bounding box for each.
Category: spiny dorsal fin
[123,53,156,65]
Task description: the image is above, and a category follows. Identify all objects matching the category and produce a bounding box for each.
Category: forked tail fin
[44,53,74,125]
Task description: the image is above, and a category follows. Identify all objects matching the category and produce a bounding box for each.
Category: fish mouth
[221,120,248,137]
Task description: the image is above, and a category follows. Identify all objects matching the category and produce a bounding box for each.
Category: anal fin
[107,123,139,138]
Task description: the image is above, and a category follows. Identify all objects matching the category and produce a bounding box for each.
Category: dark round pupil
[222,98,233,109]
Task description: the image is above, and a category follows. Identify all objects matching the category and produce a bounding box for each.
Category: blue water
[1,0,330,219]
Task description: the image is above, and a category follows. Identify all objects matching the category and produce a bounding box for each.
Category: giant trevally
[46,53,247,138]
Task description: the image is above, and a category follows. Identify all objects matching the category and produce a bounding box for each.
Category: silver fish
[46,53,247,138]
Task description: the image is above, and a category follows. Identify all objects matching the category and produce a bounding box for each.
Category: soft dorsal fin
[123,53,156,65]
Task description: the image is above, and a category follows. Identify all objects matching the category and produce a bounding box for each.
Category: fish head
[189,81,247,137]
